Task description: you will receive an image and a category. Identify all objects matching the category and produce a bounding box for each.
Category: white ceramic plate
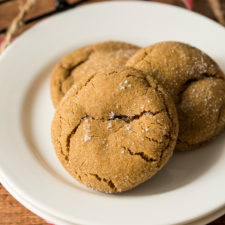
[0,2,225,225]
[2,175,225,225]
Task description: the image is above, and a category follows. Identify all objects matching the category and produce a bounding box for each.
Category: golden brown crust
[50,41,139,107]
[126,41,225,150]
[51,67,178,193]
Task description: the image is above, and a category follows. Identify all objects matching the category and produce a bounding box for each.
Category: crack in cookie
[59,50,93,95]
[122,146,157,162]
[89,174,118,192]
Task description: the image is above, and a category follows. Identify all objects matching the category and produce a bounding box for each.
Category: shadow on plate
[122,133,225,196]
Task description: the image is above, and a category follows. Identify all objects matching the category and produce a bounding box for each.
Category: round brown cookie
[51,67,178,193]
[50,41,139,107]
[126,41,225,150]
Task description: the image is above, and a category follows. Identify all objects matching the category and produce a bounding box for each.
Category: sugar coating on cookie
[126,41,225,150]
[51,67,178,193]
[50,41,139,107]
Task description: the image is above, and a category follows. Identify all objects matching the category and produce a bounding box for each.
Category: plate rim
[1,176,225,225]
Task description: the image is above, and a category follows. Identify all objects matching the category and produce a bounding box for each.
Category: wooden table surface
[0,0,225,224]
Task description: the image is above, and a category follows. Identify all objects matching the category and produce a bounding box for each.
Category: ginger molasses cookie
[126,41,225,150]
[50,41,139,107]
[51,67,178,193]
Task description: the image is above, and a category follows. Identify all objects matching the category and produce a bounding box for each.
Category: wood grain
[0,0,225,224]
[0,184,46,225]
[0,0,81,31]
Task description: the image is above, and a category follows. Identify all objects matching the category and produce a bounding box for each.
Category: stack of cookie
[50,41,225,193]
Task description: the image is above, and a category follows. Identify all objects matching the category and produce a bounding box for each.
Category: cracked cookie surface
[51,67,178,193]
[126,41,225,150]
[50,41,139,107]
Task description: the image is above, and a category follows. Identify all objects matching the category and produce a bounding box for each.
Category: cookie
[126,41,225,150]
[50,41,139,107]
[51,67,178,193]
